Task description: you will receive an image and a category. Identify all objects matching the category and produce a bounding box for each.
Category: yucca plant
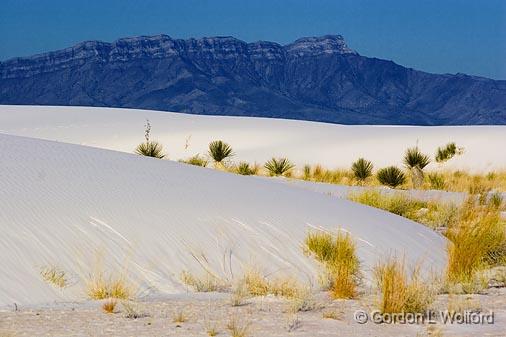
[134,141,166,159]
[351,158,373,184]
[403,147,431,188]
[208,140,234,165]
[134,119,166,159]
[377,166,406,188]
[264,157,295,176]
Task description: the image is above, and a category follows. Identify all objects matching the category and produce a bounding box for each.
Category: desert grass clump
[227,316,251,337]
[242,268,270,296]
[304,231,360,299]
[208,140,234,166]
[180,270,229,292]
[374,257,435,315]
[264,157,295,176]
[428,172,446,190]
[377,166,406,188]
[348,190,459,229]
[86,266,134,300]
[235,162,257,175]
[446,198,506,284]
[172,309,188,323]
[322,309,343,320]
[404,147,431,188]
[181,154,208,167]
[102,298,117,314]
[40,265,67,288]
[351,158,373,184]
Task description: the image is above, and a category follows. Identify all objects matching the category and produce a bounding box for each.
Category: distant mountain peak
[0,34,504,125]
[285,34,357,56]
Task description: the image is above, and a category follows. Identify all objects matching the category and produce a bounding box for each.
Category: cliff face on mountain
[1,34,505,125]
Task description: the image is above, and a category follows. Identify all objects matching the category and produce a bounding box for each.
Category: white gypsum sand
[0,133,446,306]
[1,105,505,171]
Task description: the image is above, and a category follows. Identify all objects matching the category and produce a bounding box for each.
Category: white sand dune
[0,133,446,306]
[1,105,505,172]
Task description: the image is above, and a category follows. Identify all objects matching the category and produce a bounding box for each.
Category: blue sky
[1,0,505,79]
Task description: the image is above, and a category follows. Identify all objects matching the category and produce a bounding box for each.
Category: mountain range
[1,34,505,125]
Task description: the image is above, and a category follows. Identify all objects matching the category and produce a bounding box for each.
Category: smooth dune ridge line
[0,133,446,305]
[1,105,505,171]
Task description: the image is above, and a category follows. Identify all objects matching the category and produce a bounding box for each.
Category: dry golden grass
[240,268,303,299]
[322,309,343,320]
[227,315,251,337]
[349,190,459,229]
[102,298,117,314]
[304,230,360,299]
[447,294,481,315]
[446,198,506,284]
[294,163,506,193]
[86,272,134,300]
[172,309,188,323]
[374,257,435,314]
[181,270,229,292]
[40,265,67,288]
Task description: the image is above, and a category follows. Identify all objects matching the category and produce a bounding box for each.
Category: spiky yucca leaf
[134,141,166,159]
[377,166,406,188]
[264,157,295,176]
[351,158,373,183]
[208,140,234,163]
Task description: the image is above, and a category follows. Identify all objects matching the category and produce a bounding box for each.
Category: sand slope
[0,133,446,306]
[1,105,505,171]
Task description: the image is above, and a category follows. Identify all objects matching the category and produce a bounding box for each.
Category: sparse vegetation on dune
[180,270,229,292]
[436,142,464,164]
[102,298,117,314]
[235,161,259,175]
[304,231,360,299]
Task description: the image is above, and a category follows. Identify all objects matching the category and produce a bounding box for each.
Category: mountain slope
[1,35,505,125]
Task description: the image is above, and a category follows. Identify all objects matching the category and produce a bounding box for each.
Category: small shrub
[305,231,360,299]
[436,142,463,163]
[264,157,295,176]
[122,301,148,319]
[288,288,320,313]
[181,154,208,167]
[377,166,406,188]
[40,266,67,288]
[102,298,117,314]
[374,257,435,314]
[351,158,373,184]
[208,140,234,164]
[236,162,255,175]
